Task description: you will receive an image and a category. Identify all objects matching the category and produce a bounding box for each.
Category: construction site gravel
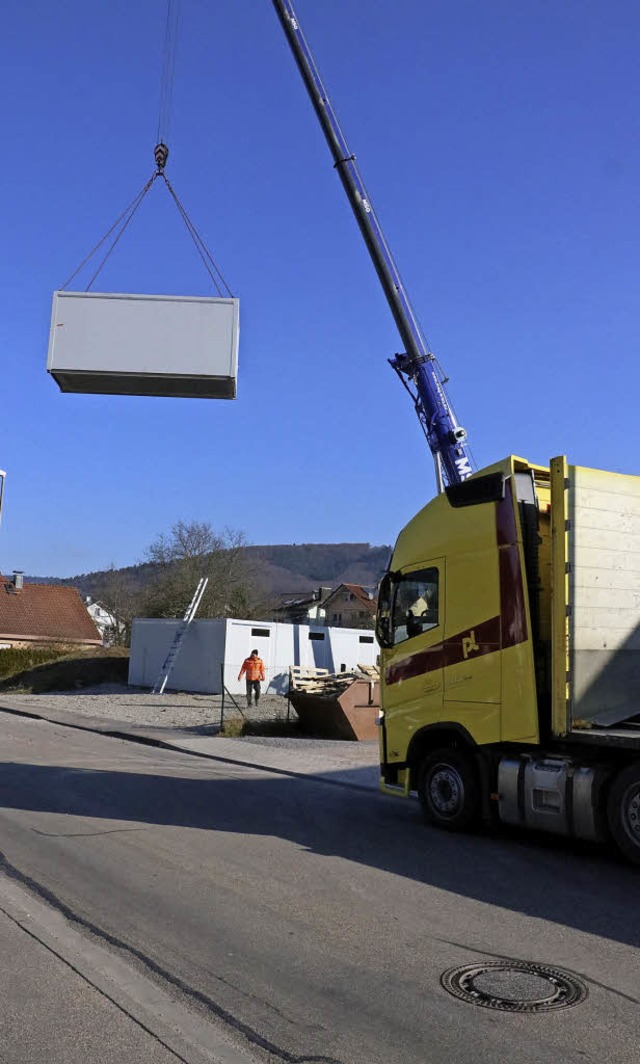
[0,684,226,730]
[0,685,381,765]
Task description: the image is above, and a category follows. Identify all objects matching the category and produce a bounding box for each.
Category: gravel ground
[0,684,223,730]
[0,685,378,759]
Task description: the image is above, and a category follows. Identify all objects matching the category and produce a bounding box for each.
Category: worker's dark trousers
[246,679,261,706]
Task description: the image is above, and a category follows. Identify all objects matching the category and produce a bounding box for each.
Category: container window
[251,627,271,638]
[359,635,374,644]
[308,632,325,641]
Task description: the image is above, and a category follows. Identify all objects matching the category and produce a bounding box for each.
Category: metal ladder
[152,577,209,695]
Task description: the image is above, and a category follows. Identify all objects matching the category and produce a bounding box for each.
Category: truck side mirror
[376,614,393,649]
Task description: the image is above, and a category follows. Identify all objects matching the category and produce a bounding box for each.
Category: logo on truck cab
[462,630,479,659]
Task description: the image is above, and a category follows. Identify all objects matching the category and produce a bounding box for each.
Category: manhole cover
[441,961,588,1013]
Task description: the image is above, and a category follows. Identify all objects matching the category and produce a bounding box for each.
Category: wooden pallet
[289,665,376,696]
[356,663,380,680]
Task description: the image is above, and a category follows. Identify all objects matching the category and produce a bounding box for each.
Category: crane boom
[271,0,475,487]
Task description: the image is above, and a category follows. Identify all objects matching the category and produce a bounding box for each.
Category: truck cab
[376,456,640,865]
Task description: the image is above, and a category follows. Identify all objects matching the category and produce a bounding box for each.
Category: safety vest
[240,656,265,681]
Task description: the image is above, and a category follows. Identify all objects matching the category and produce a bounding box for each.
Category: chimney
[13,571,24,590]
[318,586,332,602]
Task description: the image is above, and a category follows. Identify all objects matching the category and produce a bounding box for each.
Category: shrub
[0,646,129,693]
[0,645,70,681]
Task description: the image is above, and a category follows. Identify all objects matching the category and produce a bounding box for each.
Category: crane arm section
[271,0,474,486]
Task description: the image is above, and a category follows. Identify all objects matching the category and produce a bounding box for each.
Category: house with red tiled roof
[321,583,377,629]
[0,572,102,649]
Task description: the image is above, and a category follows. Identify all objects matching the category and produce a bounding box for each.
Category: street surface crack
[0,704,372,795]
[31,827,143,838]
[0,901,192,1063]
[0,851,344,1064]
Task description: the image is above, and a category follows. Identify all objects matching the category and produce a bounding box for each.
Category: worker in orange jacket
[238,648,265,708]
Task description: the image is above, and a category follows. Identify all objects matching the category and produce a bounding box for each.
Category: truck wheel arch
[406,723,478,791]
[417,746,482,831]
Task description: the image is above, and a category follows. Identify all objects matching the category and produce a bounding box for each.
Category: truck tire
[417,748,481,832]
[606,763,640,865]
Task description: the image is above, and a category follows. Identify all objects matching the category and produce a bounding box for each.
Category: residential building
[272,586,332,625]
[85,597,125,646]
[321,584,377,629]
[0,572,102,649]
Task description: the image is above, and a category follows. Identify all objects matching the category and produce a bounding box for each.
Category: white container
[128,617,379,694]
[47,291,239,399]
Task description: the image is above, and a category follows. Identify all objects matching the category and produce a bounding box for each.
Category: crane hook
[154,142,169,173]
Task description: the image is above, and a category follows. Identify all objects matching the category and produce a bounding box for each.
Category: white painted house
[128,617,379,695]
[85,598,123,645]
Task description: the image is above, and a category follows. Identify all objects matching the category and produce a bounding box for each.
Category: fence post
[220,662,225,729]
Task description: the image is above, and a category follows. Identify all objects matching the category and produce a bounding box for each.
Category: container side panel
[48,292,238,398]
[128,619,180,688]
[326,627,379,672]
[166,621,221,694]
[225,620,278,696]
[568,463,640,727]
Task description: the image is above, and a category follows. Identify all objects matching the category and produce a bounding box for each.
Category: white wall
[327,626,378,672]
[129,616,379,695]
[128,618,226,694]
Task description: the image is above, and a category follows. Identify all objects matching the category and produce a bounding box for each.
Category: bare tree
[92,564,142,646]
[142,520,266,620]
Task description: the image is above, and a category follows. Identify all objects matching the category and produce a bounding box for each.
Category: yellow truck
[376,456,640,864]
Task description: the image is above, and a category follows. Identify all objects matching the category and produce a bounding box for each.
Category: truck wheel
[417,748,481,832]
[607,763,640,865]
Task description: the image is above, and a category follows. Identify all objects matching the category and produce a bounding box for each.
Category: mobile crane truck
[274,1,640,864]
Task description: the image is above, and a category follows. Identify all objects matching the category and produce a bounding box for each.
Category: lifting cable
[59,175,155,291]
[157,0,181,148]
[159,171,234,297]
[60,0,234,298]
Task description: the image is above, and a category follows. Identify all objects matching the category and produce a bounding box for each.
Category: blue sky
[1,0,638,577]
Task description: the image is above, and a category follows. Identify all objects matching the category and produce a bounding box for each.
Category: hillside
[243,543,391,595]
[29,543,391,601]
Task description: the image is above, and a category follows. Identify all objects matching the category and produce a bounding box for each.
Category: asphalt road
[1,713,639,1064]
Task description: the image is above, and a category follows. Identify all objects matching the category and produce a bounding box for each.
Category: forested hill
[29,543,391,599]
[243,543,391,594]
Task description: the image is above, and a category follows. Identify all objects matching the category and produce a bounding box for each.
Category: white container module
[128,617,380,695]
[47,291,239,399]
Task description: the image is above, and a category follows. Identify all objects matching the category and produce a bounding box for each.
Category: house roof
[0,577,102,644]
[323,583,378,613]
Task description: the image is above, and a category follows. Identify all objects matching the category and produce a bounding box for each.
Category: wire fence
[220,663,294,728]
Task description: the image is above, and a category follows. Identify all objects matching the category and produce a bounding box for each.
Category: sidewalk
[0,904,180,1064]
[0,692,381,792]
[0,871,259,1064]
